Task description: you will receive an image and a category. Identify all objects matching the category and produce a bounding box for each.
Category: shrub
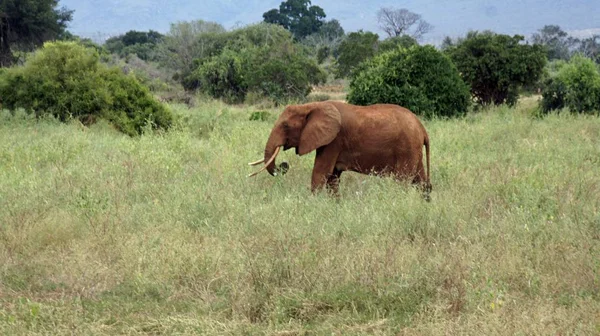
[317,46,330,64]
[347,45,471,118]
[243,44,326,103]
[445,31,547,106]
[334,30,379,78]
[377,35,418,54]
[190,26,326,104]
[541,54,600,114]
[0,41,172,136]
[195,49,246,104]
[105,30,163,61]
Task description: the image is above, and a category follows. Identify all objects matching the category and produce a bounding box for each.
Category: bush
[541,54,600,114]
[0,41,172,136]
[105,30,164,61]
[243,44,326,103]
[445,31,547,106]
[377,35,418,54]
[195,49,246,104]
[334,30,379,78]
[347,45,471,118]
[190,25,326,104]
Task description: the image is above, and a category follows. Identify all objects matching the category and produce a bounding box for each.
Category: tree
[347,45,471,118]
[541,55,600,114]
[376,7,432,40]
[446,31,547,106]
[316,19,345,40]
[105,30,164,61]
[156,20,225,82]
[531,25,579,61]
[262,0,326,39]
[440,36,455,51]
[189,23,326,103]
[302,19,345,61]
[0,0,73,67]
[0,41,172,135]
[577,35,600,64]
[335,30,379,78]
[377,35,418,54]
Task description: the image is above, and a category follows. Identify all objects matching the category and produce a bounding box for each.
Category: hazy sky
[61,0,600,43]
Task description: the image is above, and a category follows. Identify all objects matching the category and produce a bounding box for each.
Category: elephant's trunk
[248,127,284,177]
[263,128,284,176]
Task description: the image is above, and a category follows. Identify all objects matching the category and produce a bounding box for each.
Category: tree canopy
[577,35,600,64]
[541,55,600,114]
[531,25,579,61]
[0,0,73,67]
[104,30,164,61]
[0,41,172,135]
[156,20,226,81]
[188,23,326,102]
[347,45,471,118]
[446,31,547,106]
[334,30,379,78]
[262,0,326,39]
[376,7,432,40]
[377,35,418,54]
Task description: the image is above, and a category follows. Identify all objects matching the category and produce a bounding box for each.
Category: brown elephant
[249,101,431,198]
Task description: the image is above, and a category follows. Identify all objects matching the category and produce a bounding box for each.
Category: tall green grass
[1,99,599,334]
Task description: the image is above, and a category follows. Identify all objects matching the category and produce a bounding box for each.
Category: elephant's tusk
[248,158,264,166]
[248,147,280,177]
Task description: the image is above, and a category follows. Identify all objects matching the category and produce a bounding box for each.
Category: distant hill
[61,0,600,45]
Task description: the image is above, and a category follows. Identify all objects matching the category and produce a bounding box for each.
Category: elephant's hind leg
[401,159,431,202]
[412,163,432,202]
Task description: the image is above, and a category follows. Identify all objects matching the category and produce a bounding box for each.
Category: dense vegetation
[0,0,73,67]
[104,30,164,61]
[1,100,599,334]
[1,1,600,333]
[188,23,326,103]
[0,41,172,136]
[347,45,471,118]
[262,0,326,39]
[334,30,380,78]
[541,55,600,114]
[444,31,547,106]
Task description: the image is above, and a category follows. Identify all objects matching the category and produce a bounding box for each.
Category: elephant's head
[248,102,342,177]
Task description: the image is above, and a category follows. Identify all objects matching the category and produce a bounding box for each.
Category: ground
[0,96,599,335]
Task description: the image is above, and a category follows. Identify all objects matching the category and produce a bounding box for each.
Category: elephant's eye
[282,122,289,129]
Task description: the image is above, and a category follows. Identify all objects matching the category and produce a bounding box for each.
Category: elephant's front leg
[311,146,339,193]
[326,169,342,195]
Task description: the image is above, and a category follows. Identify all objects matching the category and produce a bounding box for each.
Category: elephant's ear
[298,103,341,156]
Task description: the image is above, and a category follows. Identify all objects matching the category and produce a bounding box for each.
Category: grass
[0,98,599,335]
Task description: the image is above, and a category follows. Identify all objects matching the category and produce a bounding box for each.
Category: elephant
[248,101,431,198]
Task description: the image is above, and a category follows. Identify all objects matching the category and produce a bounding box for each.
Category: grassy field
[0,98,599,335]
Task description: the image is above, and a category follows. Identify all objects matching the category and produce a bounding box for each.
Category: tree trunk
[0,17,13,67]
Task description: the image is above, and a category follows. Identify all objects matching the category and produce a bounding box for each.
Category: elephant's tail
[424,134,432,193]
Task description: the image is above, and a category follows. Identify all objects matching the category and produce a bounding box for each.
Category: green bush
[334,30,379,78]
[445,31,547,106]
[0,41,172,136]
[541,54,600,114]
[347,45,471,118]
[377,35,418,54]
[190,26,326,104]
[243,44,326,103]
[195,49,246,104]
